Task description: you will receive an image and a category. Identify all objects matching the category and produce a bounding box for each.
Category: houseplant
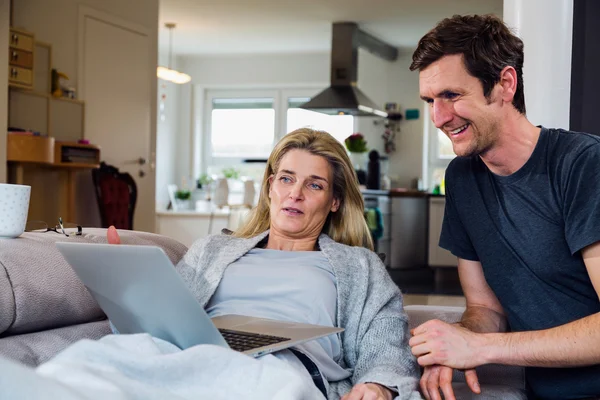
[344,133,368,178]
[174,189,192,210]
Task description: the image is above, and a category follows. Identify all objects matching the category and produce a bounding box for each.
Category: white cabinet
[428,197,458,267]
[155,207,250,248]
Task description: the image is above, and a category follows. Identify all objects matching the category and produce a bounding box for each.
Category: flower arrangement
[344,133,368,153]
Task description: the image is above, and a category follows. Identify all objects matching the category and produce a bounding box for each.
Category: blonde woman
[113,128,420,400]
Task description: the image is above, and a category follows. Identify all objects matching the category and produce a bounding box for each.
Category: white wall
[178,50,424,188]
[181,53,329,87]
[155,49,180,209]
[0,0,9,183]
[357,48,424,187]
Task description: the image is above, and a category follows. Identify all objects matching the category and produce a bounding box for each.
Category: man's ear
[331,197,340,213]
[499,66,518,104]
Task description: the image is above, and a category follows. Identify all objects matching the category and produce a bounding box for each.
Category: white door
[80,14,155,232]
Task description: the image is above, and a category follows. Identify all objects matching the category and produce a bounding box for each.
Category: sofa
[0,228,526,399]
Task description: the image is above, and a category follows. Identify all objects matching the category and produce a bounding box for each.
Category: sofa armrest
[0,228,188,336]
[404,305,526,394]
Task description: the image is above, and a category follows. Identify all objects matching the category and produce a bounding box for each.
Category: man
[407,14,600,400]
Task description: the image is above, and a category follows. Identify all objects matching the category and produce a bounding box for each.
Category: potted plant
[174,189,192,210]
[344,133,368,182]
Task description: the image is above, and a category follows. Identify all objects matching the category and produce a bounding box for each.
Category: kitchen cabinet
[389,194,428,269]
[428,197,458,267]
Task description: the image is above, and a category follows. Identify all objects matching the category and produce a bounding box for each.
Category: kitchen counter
[361,188,444,198]
[155,202,250,247]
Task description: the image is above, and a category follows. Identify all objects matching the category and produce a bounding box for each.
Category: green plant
[197,173,212,188]
[222,167,240,179]
[345,133,368,153]
[175,190,191,200]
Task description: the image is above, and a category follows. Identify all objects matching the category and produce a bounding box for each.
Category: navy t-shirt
[440,127,600,399]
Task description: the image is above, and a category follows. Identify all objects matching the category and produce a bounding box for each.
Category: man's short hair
[410,14,526,114]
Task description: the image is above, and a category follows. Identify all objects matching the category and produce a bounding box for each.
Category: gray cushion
[0,228,188,336]
[0,320,111,367]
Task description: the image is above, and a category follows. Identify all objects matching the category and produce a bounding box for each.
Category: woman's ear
[267,174,274,198]
[330,197,340,213]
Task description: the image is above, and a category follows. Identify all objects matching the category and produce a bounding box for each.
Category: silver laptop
[56,242,343,357]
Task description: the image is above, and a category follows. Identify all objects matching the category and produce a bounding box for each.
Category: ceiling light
[157,23,191,84]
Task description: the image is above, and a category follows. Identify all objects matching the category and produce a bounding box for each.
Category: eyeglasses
[25,217,83,237]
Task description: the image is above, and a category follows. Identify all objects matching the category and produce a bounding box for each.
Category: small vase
[348,151,367,171]
[348,151,368,185]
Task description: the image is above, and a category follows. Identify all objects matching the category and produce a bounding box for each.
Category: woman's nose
[289,183,304,200]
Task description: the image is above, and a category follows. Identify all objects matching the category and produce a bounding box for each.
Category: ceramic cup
[0,183,31,238]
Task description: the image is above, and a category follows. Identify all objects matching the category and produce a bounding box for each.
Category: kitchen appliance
[300,22,398,117]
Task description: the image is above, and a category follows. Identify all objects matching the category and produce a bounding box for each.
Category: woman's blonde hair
[234,128,373,250]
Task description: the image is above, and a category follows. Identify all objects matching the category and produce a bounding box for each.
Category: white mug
[0,183,31,238]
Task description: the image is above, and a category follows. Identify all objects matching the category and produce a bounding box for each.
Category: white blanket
[0,334,326,400]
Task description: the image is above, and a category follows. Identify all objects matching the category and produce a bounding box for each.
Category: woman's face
[268,149,340,240]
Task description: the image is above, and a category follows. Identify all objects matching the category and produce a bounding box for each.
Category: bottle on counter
[366,150,381,190]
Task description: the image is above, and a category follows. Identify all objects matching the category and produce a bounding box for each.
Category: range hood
[300,22,398,117]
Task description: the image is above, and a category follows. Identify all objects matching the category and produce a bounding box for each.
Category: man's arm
[411,242,600,369]
[456,258,507,333]
[483,241,600,367]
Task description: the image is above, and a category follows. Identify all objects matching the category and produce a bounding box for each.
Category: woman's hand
[342,383,394,400]
[107,226,121,244]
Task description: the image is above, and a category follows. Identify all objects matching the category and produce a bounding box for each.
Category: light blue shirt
[206,248,351,381]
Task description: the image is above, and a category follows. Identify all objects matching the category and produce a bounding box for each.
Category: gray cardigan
[176,230,421,400]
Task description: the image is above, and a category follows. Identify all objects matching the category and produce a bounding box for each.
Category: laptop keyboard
[218,328,290,352]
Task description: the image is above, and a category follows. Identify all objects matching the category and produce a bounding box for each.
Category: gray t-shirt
[206,247,351,382]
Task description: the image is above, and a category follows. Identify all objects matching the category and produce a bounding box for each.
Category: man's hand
[341,383,394,400]
[419,365,480,400]
[107,225,121,244]
[409,319,488,369]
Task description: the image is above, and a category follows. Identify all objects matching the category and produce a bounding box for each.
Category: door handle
[125,157,146,166]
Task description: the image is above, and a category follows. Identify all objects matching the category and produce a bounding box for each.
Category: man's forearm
[460,305,508,333]
[483,312,600,367]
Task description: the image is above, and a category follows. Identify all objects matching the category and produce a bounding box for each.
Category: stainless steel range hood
[300,22,398,117]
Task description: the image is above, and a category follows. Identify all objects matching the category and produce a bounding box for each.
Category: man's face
[419,54,502,158]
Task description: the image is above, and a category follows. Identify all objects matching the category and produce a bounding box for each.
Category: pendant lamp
[157,23,191,84]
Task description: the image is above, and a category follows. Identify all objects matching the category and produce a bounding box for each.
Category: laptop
[56,242,343,357]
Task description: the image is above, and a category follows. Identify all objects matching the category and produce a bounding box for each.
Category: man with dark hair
[408,14,600,400]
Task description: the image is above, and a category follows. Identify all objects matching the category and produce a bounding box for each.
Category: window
[210,97,275,159]
[423,105,456,191]
[201,88,354,177]
[286,97,354,145]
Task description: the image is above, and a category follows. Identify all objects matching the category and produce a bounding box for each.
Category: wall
[179,50,424,188]
[570,0,600,134]
[0,0,9,183]
[10,0,159,225]
[156,54,192,209]
[356,48,424,187]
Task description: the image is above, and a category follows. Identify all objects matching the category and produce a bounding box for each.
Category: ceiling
[159,0,503,56]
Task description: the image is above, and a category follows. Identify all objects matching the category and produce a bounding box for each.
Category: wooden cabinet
[8,28,35,89]
[428,197,458,267]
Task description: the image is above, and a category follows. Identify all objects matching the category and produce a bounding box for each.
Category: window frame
[202,88,281,172]
[422,104,456,190]
[199,86,352,176]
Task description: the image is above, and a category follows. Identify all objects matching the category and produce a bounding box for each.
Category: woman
[112,128,420,400]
